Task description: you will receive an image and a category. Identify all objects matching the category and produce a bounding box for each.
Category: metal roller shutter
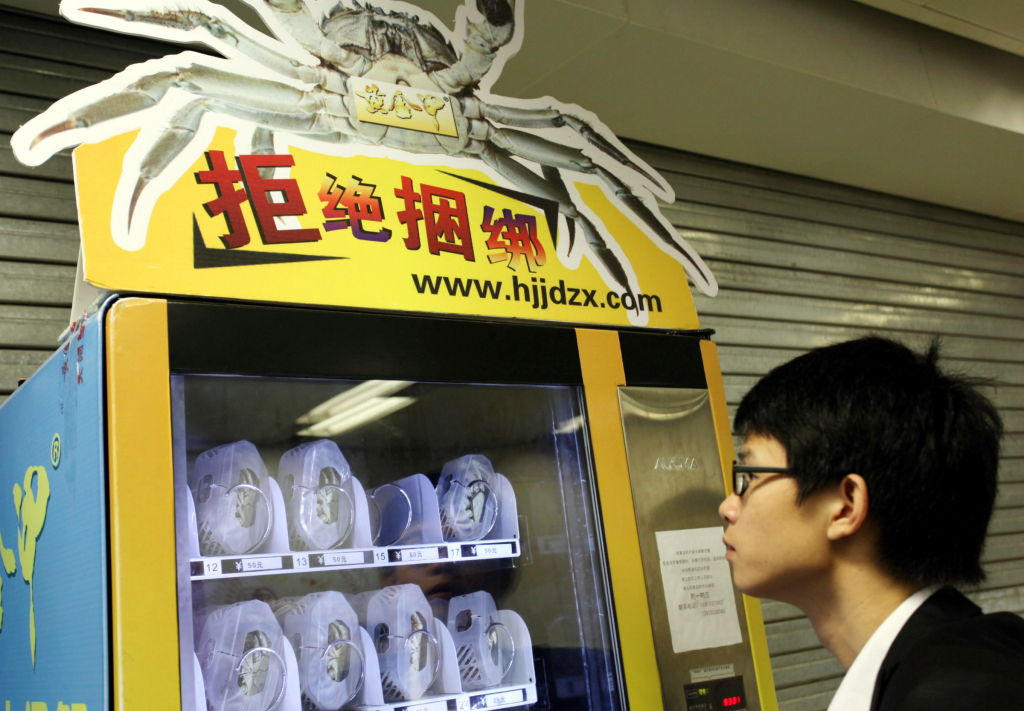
[1,9,1020,709]
[0,7,168,405]
[627,142,1024,711]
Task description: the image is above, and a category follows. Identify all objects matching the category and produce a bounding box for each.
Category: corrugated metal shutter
[628,142,1024,711]
[2,9,1020,709]
[0,7,169,406]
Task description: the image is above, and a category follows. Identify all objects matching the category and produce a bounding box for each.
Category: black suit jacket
[869,587,1024,710]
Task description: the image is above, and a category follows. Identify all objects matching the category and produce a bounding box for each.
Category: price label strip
[189,539,520,579]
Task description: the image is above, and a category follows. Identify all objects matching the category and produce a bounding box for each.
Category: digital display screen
[684,675,747,711]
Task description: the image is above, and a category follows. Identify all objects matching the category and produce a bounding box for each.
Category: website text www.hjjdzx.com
[412,274,663,312]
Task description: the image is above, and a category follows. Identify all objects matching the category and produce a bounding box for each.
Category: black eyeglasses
[732,462,791,497]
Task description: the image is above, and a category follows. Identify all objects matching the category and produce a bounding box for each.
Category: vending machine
[1,2,779,709]
[1,296,775,711]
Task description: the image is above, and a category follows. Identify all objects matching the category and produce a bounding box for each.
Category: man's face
[718,434,834,601]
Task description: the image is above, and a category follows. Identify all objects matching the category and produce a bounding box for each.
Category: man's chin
[730,569,770,599]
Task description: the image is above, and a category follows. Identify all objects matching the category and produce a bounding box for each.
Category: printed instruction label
[690,662,736,682]
[655,527,743,654]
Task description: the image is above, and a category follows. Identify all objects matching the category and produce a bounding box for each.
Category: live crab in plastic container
[192,441,274,557]
[277,440,357,552]
[436,454,500,542]
[196,599,288,711]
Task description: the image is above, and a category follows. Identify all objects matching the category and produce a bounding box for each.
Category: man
[718,336,1024,710]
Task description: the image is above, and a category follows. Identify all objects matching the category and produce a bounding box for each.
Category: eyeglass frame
[732,462,792,497]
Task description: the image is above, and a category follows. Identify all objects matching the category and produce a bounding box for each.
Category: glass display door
[171,374,623,711]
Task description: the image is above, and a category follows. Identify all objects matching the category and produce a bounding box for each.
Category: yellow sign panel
[352,80,459,138]
[74,129,700,329]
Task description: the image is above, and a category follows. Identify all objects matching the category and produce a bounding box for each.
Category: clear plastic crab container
[195,599,288,711]
[366,481,414,547]
[345,590,379,627]
[277,440,356,551]
[272,592,365,710]
[192,441,274,557]
[366,584,441,702]
[435,454,500,542]
[446,591,515,692]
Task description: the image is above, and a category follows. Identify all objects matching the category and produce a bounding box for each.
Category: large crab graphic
[12,0,718,301]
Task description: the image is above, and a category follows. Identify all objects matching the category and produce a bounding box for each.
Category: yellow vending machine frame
[104,297,776,711]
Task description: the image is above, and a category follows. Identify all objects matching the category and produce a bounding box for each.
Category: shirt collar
[826,585,941,711]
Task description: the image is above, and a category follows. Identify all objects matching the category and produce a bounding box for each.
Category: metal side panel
[0,290,108,708]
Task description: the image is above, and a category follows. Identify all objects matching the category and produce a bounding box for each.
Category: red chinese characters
[319,174,392,241]
[482,207,546,272]
[197,151,319,248]
[196,156,551,272]
[395,177,475,261]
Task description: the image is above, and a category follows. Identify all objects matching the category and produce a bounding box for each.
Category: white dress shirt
[827,585,941,711]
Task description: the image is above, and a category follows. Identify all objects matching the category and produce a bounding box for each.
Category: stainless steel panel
[618,386,760,711]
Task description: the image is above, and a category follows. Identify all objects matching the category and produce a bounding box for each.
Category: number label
[373,549,388,564]
[204,560,220,575]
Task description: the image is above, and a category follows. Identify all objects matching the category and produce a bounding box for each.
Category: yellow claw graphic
[418,95,447,131]
[14,466,50,666]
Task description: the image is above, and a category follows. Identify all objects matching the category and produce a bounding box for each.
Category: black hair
[733,336,1002,586]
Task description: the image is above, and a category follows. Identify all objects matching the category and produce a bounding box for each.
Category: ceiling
[7,0,1024,224]
[853,1,1024,58]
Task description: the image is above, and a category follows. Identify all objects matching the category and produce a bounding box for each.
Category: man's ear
[825,474,870,541]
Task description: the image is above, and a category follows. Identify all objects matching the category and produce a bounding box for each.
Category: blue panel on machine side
[0,307,107,709]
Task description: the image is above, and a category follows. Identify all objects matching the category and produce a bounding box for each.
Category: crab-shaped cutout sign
[11,0,717,327]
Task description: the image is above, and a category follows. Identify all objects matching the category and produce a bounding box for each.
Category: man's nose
[719,493,740,524]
